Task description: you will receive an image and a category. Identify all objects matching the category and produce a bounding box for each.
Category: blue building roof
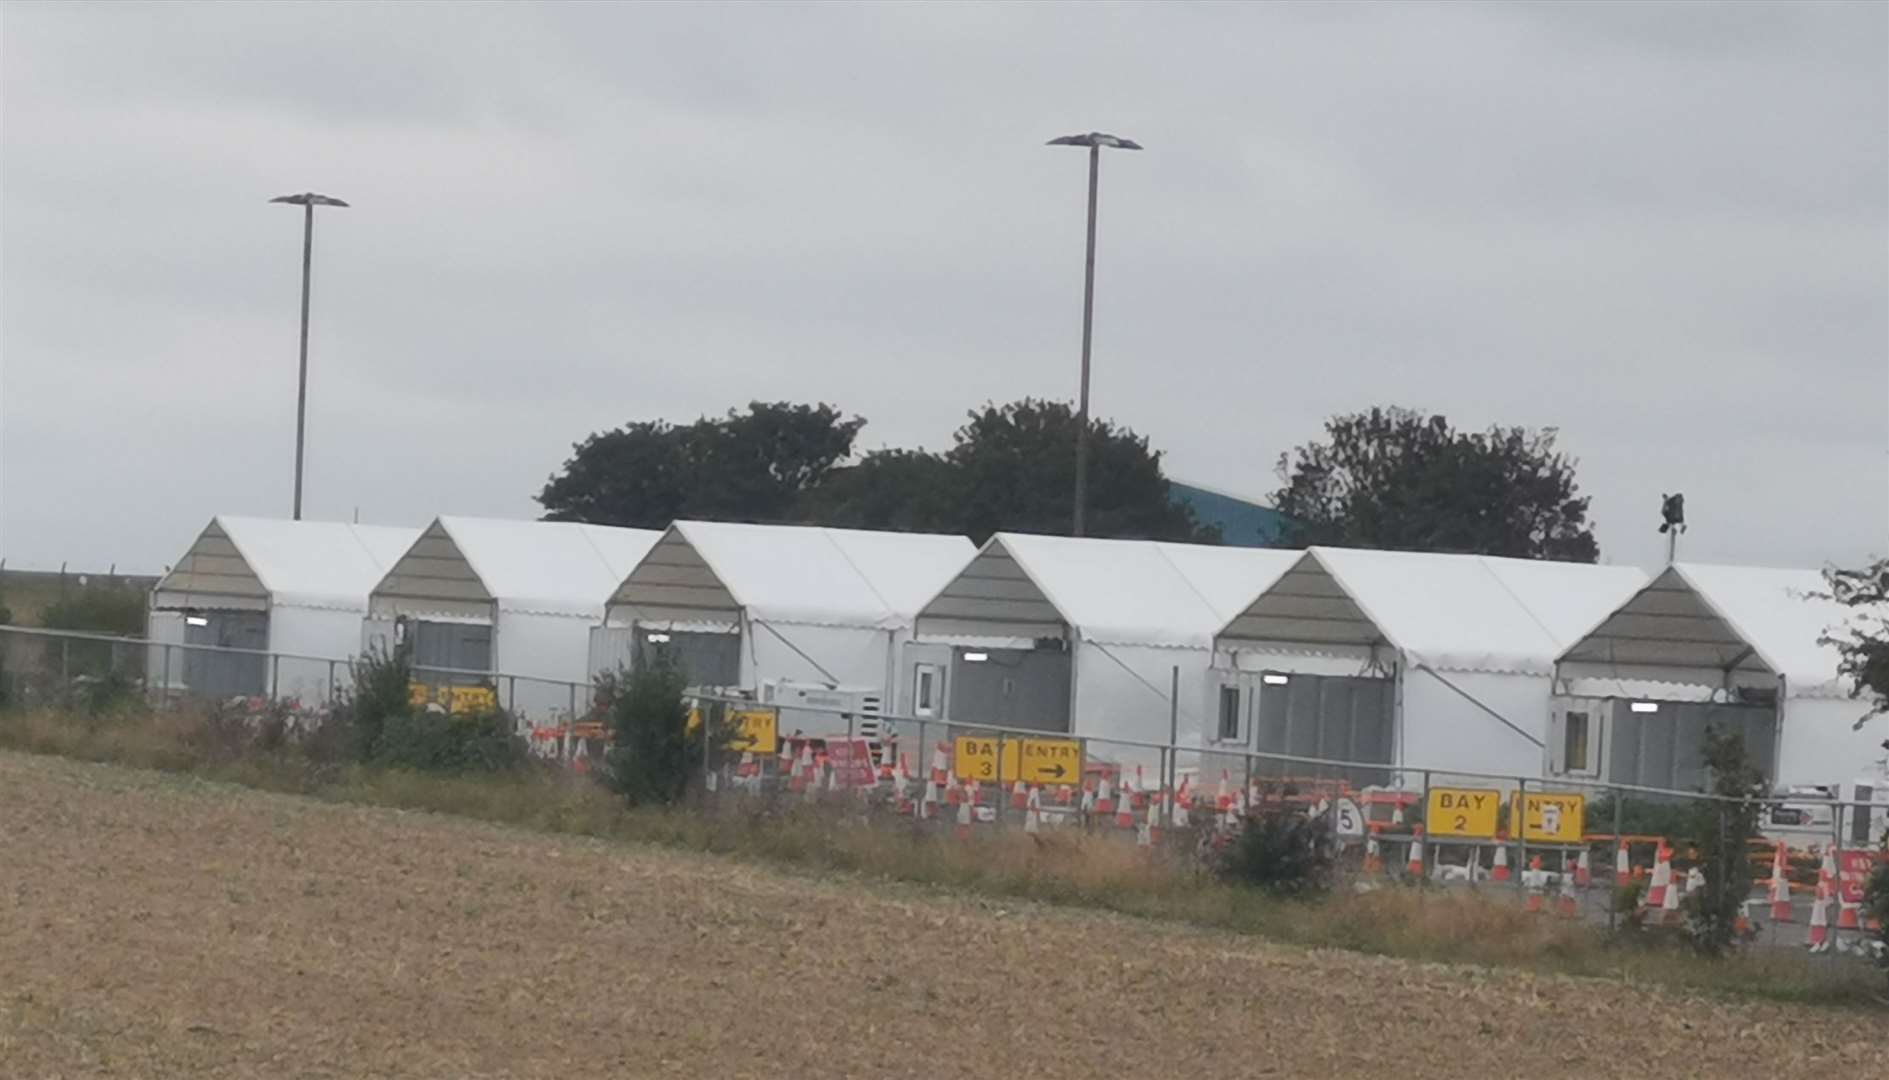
[1169,480,1291,547]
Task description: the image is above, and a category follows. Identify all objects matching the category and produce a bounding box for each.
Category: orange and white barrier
[1491,843,1511,883]
[1768,842,1792,922]
[1573,848,1591,888]
[1615,840,1630,888]
[1406,826,1425,879]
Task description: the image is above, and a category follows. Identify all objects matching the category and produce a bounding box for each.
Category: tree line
[538,400,1604,557]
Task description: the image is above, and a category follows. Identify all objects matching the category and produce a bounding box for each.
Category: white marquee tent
[600,521,975,713]
[911,533,1302,758]
[367,516,660,717]
[1556,562,1886,789]
[1214,548,1648,782]
[148,516,420,703]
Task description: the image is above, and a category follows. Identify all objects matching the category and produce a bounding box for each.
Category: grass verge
[4,706,1881,1009]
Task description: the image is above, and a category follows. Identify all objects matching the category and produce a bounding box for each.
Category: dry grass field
[2,749,1884,1079]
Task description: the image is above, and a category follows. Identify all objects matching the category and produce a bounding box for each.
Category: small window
[1217,686,1241,742]
[914,664,939,717]
[1564,711,1590,773]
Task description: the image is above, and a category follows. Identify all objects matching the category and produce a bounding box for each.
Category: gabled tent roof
[606,521,975,630]
[1557,562,1856,695]
[915,533,1301,649]
[152,517,419,613]
[372,516,661,621]
[1215,547,1648,675]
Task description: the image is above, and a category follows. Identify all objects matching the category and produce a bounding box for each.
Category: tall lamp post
[1047,131,1140,538]
[270,192,349,520]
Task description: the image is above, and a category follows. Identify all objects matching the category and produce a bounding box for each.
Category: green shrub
[1214,807,1335,898]
[1683,727,1764,957]
[329,642,524,773]
[597,655,727,806]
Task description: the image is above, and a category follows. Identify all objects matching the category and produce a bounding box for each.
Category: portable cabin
[1553,562,1887,793]
[147,516,419,703]
[1212,548,1648,784]
[598,521,975,724]
[366,516,661,719]
[908,533,1300,761]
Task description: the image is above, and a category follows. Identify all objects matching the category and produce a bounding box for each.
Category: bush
[1683,727,1764,957]
[1865,841,1889,987]
[330,642,525,773]
[1585,794,1694,839]
[1214,807,1335,898]
[597,655,727,806]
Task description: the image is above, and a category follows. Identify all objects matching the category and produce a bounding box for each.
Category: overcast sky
[2,1,1884,575]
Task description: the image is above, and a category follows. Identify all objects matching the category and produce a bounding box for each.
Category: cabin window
[1217,686,1241,742]
[1563,710,1590,773]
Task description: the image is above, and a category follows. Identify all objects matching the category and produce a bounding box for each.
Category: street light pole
[1047,132,1140,538]
[270,192,349,520]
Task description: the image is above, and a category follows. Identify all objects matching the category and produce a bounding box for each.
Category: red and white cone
[1807,878,1831,953]
[1573,848,1591,888]
[1491,842,1511,883]
[1023,786,1042,835]
[1172,776,1192,829]
[1094,776,1115,817]
[1079,780,1096,815]
[930,742,951,785]
[1615,840,1631,888]
[1645,843,1672,909]
[1555,859,1579,918]
[1215,771,1232,814]
[1115,776,1136,830]
[1524,856,1546,914]
[955,790,973,840]
[1660,863,1685,926]
[1768,842,1793,922]
[1363,831,1384,877]
[1406,826,1426,879]
[1010,779,1030,811]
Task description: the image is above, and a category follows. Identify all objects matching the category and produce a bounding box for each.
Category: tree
[1684,727,1765,956]
[538,402,864,528]
[792,449,965,533]
[1821,558,1889,729]
[597,654,725,806]
[1272,407,1598,561]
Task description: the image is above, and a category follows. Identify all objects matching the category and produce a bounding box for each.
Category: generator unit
[760,680,887,757]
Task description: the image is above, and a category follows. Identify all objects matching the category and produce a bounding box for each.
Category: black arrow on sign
[1042,763,1067,779]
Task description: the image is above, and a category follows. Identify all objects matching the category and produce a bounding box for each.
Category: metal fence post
[1515,775,1527,899]
[60,638,70,688]
[995,729,1005,829]
[1418,769,1431,884]
[568,681,577,724]
[327,660,337,704]
[271,653,281,700]
[1608,784,1623,933]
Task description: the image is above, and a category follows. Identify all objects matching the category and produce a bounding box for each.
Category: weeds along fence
[678,690,1889,958]
[4,623,1884,958]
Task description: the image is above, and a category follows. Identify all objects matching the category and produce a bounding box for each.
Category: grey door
[1608,700,1776,791]
[637,628,741,688]
[410,621,493,685]
[1253,674,1394,787]
[184,611,269,699]
[948,646,1071,733]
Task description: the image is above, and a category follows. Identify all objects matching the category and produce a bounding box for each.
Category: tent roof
[152,517,420,613]
[607,521,975,629]
[1216,547,1649,675]
[373,516,661,620]
[1558,562,1857,694]
[915,533,1301,649]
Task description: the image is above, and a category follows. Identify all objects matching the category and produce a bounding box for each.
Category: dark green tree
[1272,407,1598,561]
[1683,727,1765,956]
[538,401,864,528]
[598,654,726,806]
[1821,558,1889,727]
[792,449,966,533]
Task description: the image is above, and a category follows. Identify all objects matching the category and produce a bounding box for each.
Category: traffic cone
[1574,848,1591,888]
[1491,842,1511,883]
[1524,856,1546,914]
[1023,787,1042,835]
[788,743,814,793]
[1173,776,1191,829]
[1768,843,1793,922]
[930,742,951,785]
[955,791,973,840]
[1010,779,1030,811]
[1807,879,1831,953]
[1660,862,1684,926]
[1645,843,1671,909]
[1406,826,1425,879]
[1142,794,1160,845]
[1363,831,1384,876]
[1094,776,1115,817]
[1615,840,1630,888]
[1836,895,1861,933]
[1555,861,1579,918]
[1215,771,1232,814]
[894,754,914,815]
[946,778,963,806]
[1079,780,1096,815]
[778,739,795,783]
[1115,788,1136,830]
[1391,802,1405,829]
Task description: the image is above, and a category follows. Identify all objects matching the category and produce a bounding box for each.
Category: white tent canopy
[915,533,1302,649]
[153,517,419,614]
[1215,548,1649,675]
[1557,563,1860,698]
[371,516,661,622]
[606,521,974,631]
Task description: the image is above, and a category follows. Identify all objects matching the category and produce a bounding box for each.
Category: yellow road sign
[1427,787,1502,839]
[955,736,1083,785]
[727,708,778,755]
[1512,792,1584,844]
[1015,738,1081,786]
